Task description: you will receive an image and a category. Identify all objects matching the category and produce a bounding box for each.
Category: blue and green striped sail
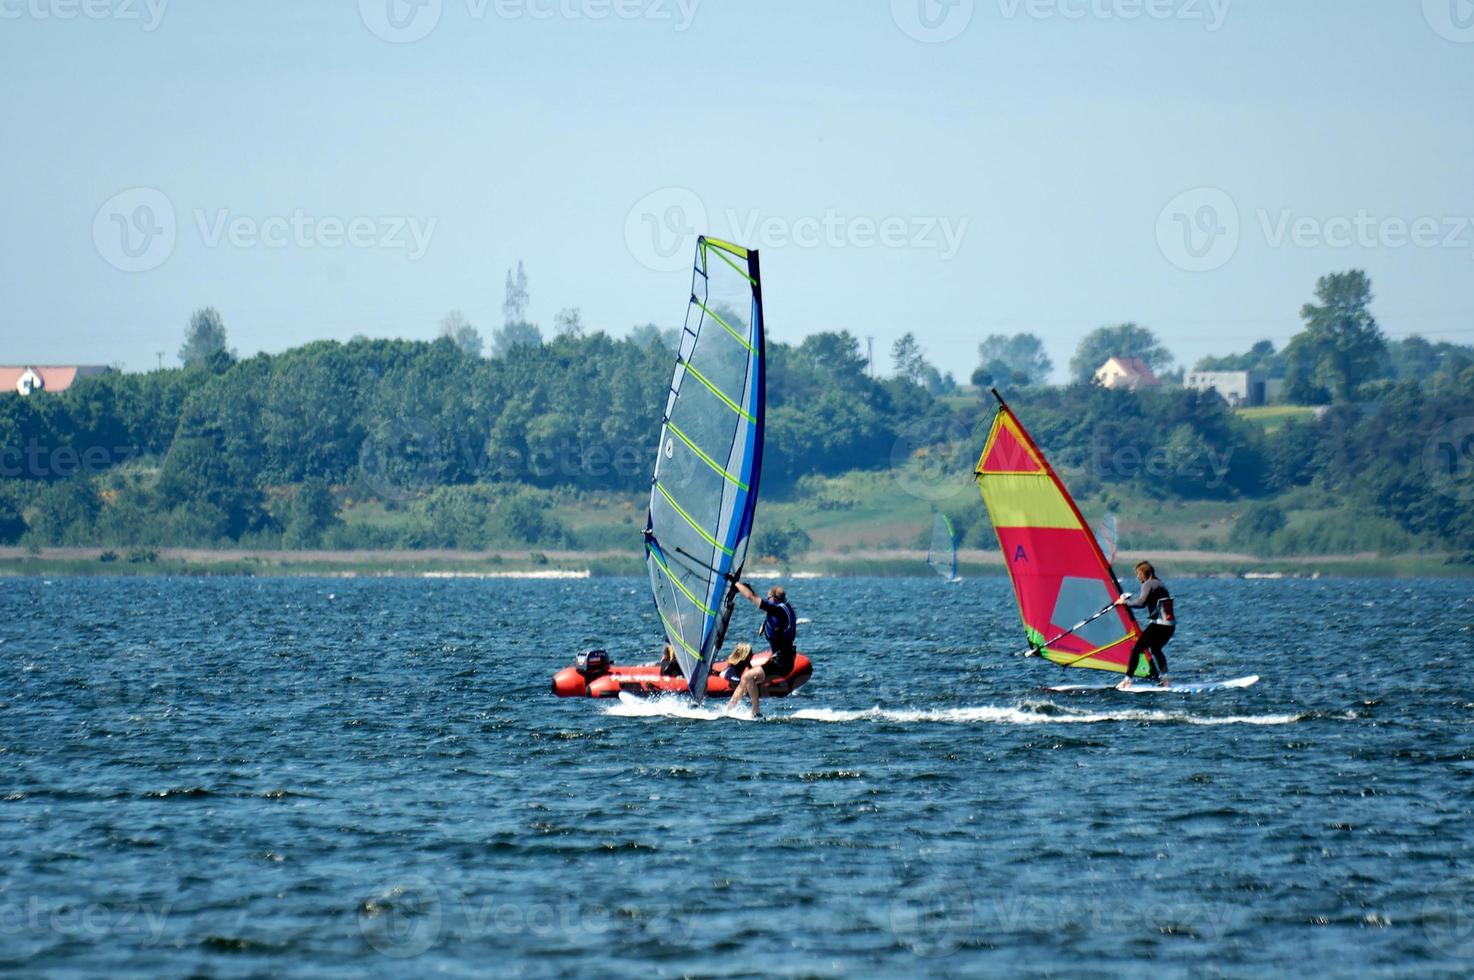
[644,237,766,701]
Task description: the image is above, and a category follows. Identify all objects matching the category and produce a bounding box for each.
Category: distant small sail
[926,512,959,582]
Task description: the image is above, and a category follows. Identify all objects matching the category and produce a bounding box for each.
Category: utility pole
[155,351,165,370]
[865,336,875,378]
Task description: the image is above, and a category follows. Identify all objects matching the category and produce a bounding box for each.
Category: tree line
[2,268,1470,556]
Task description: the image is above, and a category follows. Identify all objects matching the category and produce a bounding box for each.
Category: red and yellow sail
[975,396,1146,675]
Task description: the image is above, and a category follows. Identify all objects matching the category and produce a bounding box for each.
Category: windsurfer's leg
[727,666,762,712]
[1122,633,1150,686]
[726,674,750,710]
[742,665,764,716]
[1152,626,1171,685]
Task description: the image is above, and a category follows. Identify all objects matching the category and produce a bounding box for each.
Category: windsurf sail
[974,392,1146,676]
[644,237,766,700]
[1094,512,1118,564]
[926,512,959,582]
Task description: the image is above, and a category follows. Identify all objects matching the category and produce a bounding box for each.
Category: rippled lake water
[2,575,1472,977]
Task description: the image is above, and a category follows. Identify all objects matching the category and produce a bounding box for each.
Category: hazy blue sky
[2,0,1471,379]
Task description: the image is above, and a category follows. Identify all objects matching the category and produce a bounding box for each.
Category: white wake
[603,694,758,722]
[787,705,1304,726]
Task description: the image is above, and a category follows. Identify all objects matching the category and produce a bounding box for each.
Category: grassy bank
[7,458,1467,579]
[3,545,1468,579]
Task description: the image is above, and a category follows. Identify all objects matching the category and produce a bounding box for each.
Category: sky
[1,0,1472,380]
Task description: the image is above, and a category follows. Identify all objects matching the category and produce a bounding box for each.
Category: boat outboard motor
[575,648,612,680]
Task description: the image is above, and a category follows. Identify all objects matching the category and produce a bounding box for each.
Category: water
[2,575,1472,978]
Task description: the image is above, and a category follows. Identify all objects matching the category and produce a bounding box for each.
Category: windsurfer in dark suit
[1114,560,1173,690]
[657,643,682,677]
[725,582,798,716]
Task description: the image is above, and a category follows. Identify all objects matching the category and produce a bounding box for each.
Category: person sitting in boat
[657,643,682,678]
[1114,560,1173,690]
[725,582,798,716]
[720,642,755,685]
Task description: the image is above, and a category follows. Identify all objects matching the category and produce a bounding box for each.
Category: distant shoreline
[1,546,1468,579]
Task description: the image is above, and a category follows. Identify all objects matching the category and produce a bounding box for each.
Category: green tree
[1195,339,1284,377]
[799,331,871,381]
[977,333,1052,386]
[629,323,679,352]
[503,261,529,325]
[491,321,543,357]
[26,478,101,545]
[553,307,585,339]
[493,488,565,545]
[179,307,234,369]
[1284,270,1386,403]
[1069,323,1173,383]
[283,478,340,547]
[1229,503,1287,551]
[0,493,28,544]
[891,332,929,385]
[439,310,483,358]
[156,436,268,541]
[754,521,812,563]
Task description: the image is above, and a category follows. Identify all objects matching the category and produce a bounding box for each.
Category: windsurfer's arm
[1115,585,1145,608]
[734,581,763,607]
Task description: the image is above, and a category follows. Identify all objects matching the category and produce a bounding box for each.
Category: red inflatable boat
[552,651,813,699]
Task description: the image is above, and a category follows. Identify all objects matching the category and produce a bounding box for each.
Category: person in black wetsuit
[1114,560,1174,689]
[657,643,682,678]
[725,582,798,716]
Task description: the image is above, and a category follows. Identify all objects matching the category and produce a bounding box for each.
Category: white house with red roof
[0,365,111,396]
[1093,356,1160,391]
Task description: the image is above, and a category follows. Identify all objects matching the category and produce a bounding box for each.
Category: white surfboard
[1045,675,1260,694]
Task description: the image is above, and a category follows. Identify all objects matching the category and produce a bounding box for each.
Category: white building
[1094,356,1160,391]
[0,365,110,396]
[1184,370,1284,407]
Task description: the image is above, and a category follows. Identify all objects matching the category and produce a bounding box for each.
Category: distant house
[1185,370,1285,407]
[1094,356,1160,391]
[0,365,111,396]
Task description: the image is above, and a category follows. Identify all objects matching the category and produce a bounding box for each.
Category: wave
[602,695,758,722]
[603,695,1302,726]
[786,705,1305,726]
